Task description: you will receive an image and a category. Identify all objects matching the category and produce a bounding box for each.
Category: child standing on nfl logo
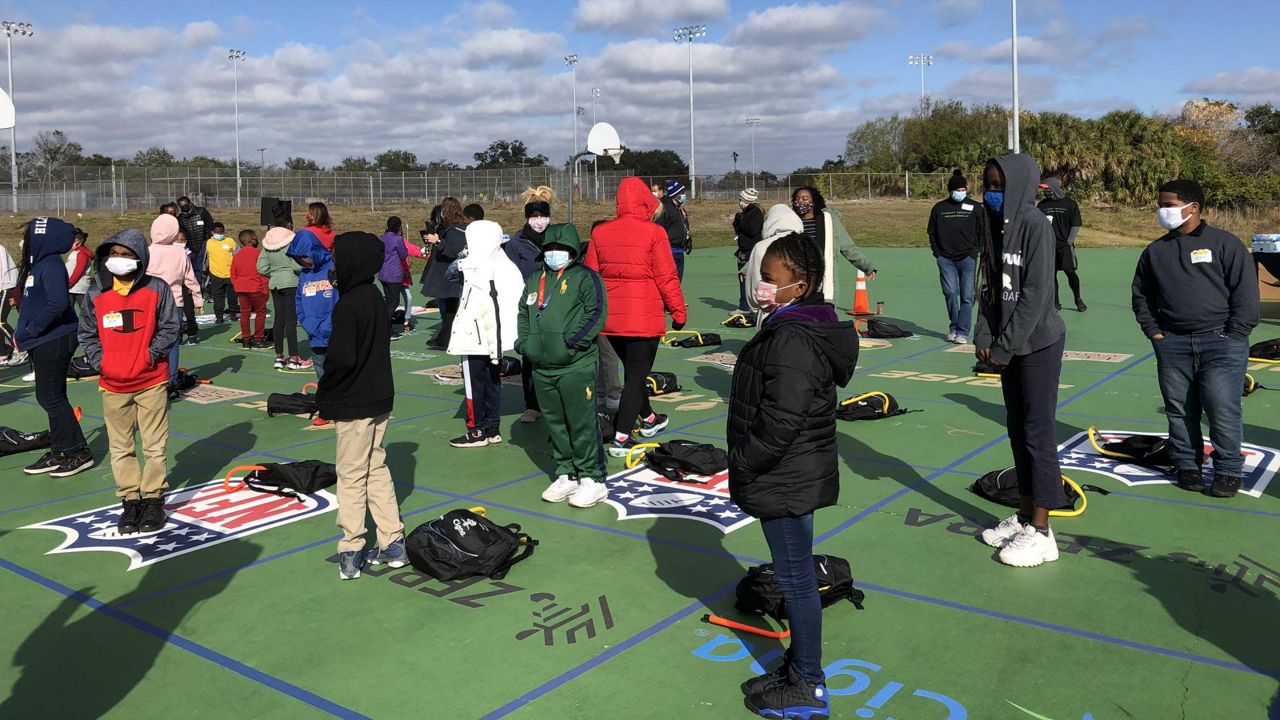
[78,229,182,534]
[316,231,406,580]
[514,224,609,508]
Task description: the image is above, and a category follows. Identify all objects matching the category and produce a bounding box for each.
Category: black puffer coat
[419,223,467,299]
[727,299,859,520]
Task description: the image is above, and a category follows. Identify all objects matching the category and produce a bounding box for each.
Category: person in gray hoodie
[973,153,1068,569]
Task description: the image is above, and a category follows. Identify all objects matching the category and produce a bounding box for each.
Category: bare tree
[31,130,84,182]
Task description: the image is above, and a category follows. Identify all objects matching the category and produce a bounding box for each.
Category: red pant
[237,292,268,340]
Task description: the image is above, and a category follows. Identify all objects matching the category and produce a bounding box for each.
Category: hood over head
[150,214,180,245]
[333,231,383,293]
[306,224,336,251]
[94,228,149,290]
[1040,176,1066,200]
[761,204,804,243]
[464,219,505,259]
[990,153,1042,227]
[286,229,333,267]
[24,217,77,263]
[540,223,582,256]
[262,226,295,251]
[769,300,859,386]
[615,177,659,220]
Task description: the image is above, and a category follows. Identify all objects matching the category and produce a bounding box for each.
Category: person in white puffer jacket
[447,219,525,448]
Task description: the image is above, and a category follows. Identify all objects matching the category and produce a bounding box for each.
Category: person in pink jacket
[147,214,202,387]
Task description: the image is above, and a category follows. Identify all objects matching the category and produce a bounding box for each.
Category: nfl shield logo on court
[1057,430,1279,498]
[23,480,337,570]
[603,465,755,534]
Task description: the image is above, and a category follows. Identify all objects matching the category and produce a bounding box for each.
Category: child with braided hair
[727,233,859,719]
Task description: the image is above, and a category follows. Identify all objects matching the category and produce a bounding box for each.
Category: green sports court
[1,246,1277,719]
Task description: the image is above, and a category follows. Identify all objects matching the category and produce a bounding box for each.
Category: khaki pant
[103,383,170,500]
[334,413,404,553]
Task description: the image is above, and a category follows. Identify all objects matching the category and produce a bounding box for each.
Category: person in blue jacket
[15,217,95,477]
[288,230,337,385]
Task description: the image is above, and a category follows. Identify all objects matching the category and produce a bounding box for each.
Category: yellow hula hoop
[1049,475,1087,517]
[663,330,703,345]
[625,443,661,469]
[1248,357,1280,364]
[841,391,892,414]
[1087,426,1136,460]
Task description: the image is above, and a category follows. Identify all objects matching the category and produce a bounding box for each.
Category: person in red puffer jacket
[583,176,687,458]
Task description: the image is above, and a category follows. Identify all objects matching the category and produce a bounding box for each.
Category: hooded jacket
[301,224,335,251]
[420,223,467,299]
[504,225,545,280]
[1036,177,1082,249]
[256,227,299,290]
[973,154,1066,364]
[515,223,607,374]
[146,214,204,307]
[448,220,525,360]
[288,232,337,350]
[316,232,394,421]
[78,229,181,393]
[727,300,859,520]
[176,203,215,270]
[378,231,409,284]
[583,177,687,336]
[743,205,806,320]
[15,217,80,350]
[733,203,765,258]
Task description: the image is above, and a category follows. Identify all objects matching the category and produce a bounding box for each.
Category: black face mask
[179,204,191,214]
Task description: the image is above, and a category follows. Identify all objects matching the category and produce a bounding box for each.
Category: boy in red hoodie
[231,229,270,348]
[78,227,182,534]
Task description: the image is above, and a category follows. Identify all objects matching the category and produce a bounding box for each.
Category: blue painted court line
[0,556,373,719]
[0,485,118,518]
[1108,491,1280,519]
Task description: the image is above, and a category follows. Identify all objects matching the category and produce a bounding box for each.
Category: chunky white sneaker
[568,478,607,508]
[954,335,968,345]
[998,525,1059,567]
[945,330,957,343]
[981,513,1024,548]
[22,370,35,382]
[541,475,579,503]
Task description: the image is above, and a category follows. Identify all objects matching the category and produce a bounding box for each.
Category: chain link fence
[686,170,985,203]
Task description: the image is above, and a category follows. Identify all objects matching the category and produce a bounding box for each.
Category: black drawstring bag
[722,313,756,329]
[668,332,722,348]
[643,440,728,482]
[735,555,865,621]
[1248,338,1279,361]
[645,371,682,396]
[267,391,318,418]
[836,392,912,421]
[406,508,537,581]
[0,427,50,457]
[967,467,1107,511]
[497,356,524,378]
[243,460,338,497]
[864,318,913,338]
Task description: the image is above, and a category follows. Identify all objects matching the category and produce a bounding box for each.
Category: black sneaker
[741,650,791,696]
[638,413,669,438]
[185,335,201,346]
[744,666,829,720]
[215,315,225,323]
[1075,300,1088,313]
[252,338,273,349]
[1174,468,1205,492]
[450,428,490,448]
[48,448,94,478]
[607,436,640,458]
[1209,474,1242,498]
[117,499,143,534]
[23,451,63,475]
[138,497,168,533]
[426,338,448,351]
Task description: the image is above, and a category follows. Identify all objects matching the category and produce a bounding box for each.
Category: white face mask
[1157,204,1193,231]
[528,217,551,233]
[105,257,139,276]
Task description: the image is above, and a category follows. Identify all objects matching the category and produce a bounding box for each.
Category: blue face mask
[983,190,1004,215]
[544,250,572,271]
[950,190,967,203]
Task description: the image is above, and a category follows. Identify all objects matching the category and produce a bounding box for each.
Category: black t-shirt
[927,197,980,259]
[1037,197,1082,247]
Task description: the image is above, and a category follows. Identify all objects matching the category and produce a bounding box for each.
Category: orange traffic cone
[846,270,879,317]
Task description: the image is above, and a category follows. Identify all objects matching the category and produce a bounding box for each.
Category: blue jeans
[737,273,751,312]
[760,514,823,684]
[1153,329,1248,476]
[937,256,975,337]
[673,250,685,282]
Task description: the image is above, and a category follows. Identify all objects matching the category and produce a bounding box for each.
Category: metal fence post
[905,171,910,199]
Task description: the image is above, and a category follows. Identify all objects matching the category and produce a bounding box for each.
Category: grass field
[0,246,1277,719]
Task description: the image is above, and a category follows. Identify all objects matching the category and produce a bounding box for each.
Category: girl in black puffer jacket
[727,233,858,720]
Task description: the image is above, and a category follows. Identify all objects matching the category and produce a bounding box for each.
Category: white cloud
[573,0,729,34]
[943,68,1058,107]
[181,21,220,50]
[934,16,1149,71]
[1184,66,1280,105]
[461,29,565,67]
[729,2,887,50]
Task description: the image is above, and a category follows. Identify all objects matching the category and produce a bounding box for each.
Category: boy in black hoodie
[316,231,405,580]
[728,233,858,720]
[974,154,1068,569]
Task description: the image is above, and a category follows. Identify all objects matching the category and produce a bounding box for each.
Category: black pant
[271,288,300,358]
[462,355,502,431]
[180,286,197,337]
[520,354,540,412]
[431,297,460,346]
[380,281,401,323]
[31,333,88,453]
[1001,334,1070,509]
[1055,270,1082,305]
[208,276,235,318]
[607,335,659,437]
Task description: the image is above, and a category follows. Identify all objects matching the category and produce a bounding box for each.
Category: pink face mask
[529,217,551,233]
[754,280,800,312]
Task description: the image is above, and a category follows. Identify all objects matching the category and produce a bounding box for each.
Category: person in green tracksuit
[515,223,609,510]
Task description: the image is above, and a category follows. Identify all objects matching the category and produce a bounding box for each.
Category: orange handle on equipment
[223,465,268,492]
[704,614,791,639]
[302,382,318,394]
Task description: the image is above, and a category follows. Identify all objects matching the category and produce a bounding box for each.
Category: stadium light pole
[907,53,933,113]
[229,48,246,206]
[564,54,578,166]
[745,117,761,187]
[3,21,33,213]
[1010,0,1021,153]
[673,24,706,199]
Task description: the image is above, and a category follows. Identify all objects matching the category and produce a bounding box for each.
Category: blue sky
[3,0,1277,173]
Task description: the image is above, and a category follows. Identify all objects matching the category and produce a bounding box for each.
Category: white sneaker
[568,478,607,508]
[541,475,580,503]
[981,513,1024,548]
[22,371,35,382]
[997,525,1060,567]
[945,330,957,343]
[955,335,968,345]
[6,350,28,366]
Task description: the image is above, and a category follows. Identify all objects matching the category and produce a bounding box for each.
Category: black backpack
[67,356,99,380]
[735,555,865,621]
[1248,338,1280,361]
[668,331,722,348]
[967,467,1106,511]
[646,371,682,396]
[0,426,50,457]
[598,410,616,443]
[406,508,537,581]
[1096,432,1173,469]
[864,318,913,338]
[243,460,338,497]
[643,440,728,482]
[973,360,1003,376]
[722,313,756,329]
[267,384,319,417]
[836,391,910,421]
[497,356,524,378]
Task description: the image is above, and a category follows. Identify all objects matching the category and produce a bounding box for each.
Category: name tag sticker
[103,312,124,329]
[526,292,537,306]
[303,288,317,297]
[24,276,34,288]
[1190,249,1212,264]
[196,220,205,226]
[961,203,973,212]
